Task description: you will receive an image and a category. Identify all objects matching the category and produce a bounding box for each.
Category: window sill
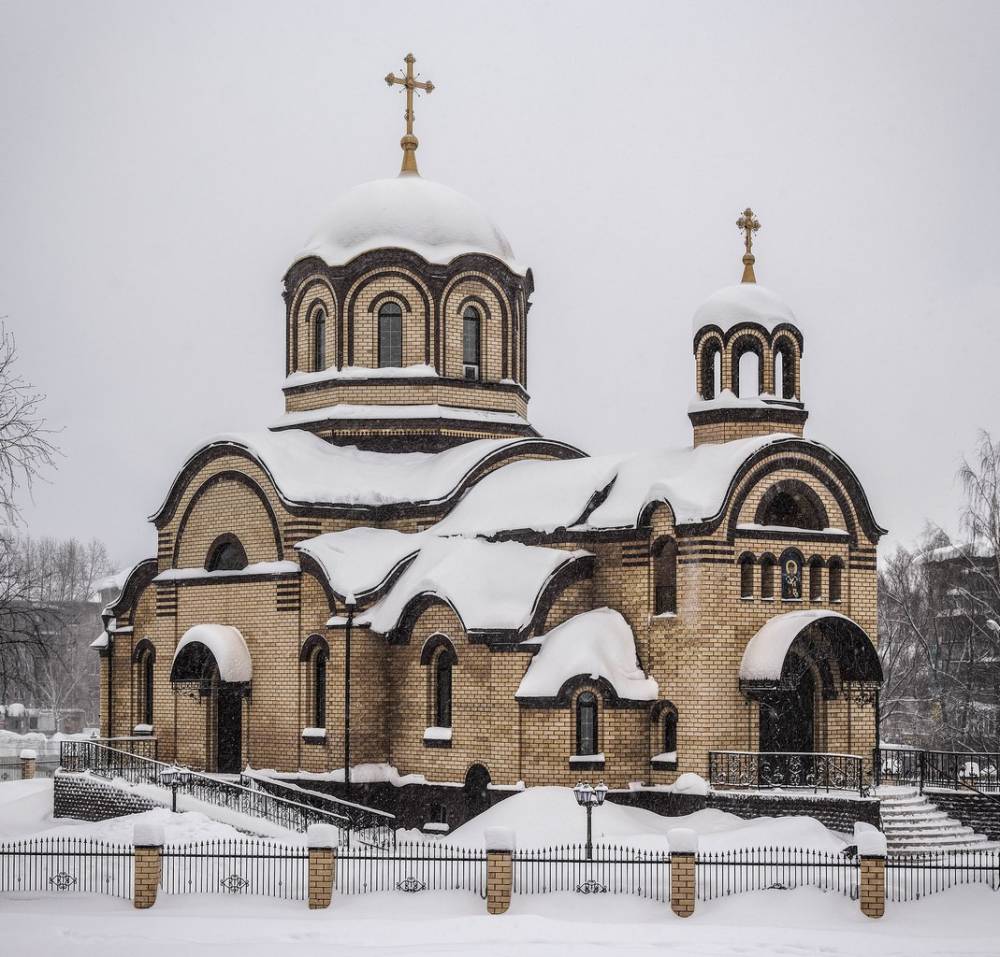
[568,757,605,771]
[132,725,154,736]
[423,737,452,749]
[650,758,678,771]
[739,596,755,601]
[302,728,327,745]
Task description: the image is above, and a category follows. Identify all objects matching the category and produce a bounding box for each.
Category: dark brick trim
[282,373,529,401]
[567,759,605,771]
[105,558,159,619]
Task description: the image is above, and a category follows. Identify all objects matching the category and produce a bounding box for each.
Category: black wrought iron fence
[0,757,60,781]
[696,847,858,900]
[336,841,486,895]
[874,748,1000,794]
[512,844,670,901]
[160,839,308,899]
[0,836,133,898]
[709,751,867,795]
[885,849,1000,901]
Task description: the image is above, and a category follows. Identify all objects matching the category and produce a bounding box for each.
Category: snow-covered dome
[692,283,797,335]
[296,175,524,274]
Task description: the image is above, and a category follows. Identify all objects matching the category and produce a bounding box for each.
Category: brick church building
[96,57,884,818]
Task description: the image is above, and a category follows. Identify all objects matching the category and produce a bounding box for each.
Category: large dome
[691,283,797,335]
[296,175,524,274]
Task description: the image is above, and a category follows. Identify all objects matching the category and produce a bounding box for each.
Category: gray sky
[2,0,998,569]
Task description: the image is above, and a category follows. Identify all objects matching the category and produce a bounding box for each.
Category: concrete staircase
[878,786,998,854]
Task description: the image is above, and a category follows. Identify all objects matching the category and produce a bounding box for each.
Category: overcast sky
[1,0,998,569]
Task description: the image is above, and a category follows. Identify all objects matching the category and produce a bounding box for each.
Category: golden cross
[736,207,761,283]
[385,53,435,175]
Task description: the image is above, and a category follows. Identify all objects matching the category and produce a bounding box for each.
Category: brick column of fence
[307,823,338,909]
[485,826,515,915]
[857,830,887,918]
[668,828,697,918]
[133,822,164,910]
[19,748,37,780]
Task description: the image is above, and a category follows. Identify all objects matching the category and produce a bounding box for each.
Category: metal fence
[336,841,486,895]
[708,751,868,795]
[875,747,1000,794]
[513,844,670,901]
[885,849,1000,901]
[161,839,308,899]
[696,847,859,900]
[0,836,133,898]
[0,757,60,781]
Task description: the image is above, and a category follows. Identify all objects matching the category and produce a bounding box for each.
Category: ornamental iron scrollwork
[396,876,426,893]
[49,872,77,891]
[576,879,608,894]
[220,873,250,893]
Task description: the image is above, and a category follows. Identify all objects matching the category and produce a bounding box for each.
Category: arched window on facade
[134,641,155,728]
[313,308,326,372]
[739,553,755,598]
[206,536,248,572]
[757,481,827,531]
[462,306,481,380]
[774,338,797,400]
[576,691,598,756]
[809,557,824,601]
[434,649,453,728]
[700,340,722,400]
[829,558,844,603]
[663,708,677,757]
[300,635,329,730]
[760,554,776,599]
[653,537,677,614]
[732,337,763,398]
[779,548,804,600]
[378,301,403,367]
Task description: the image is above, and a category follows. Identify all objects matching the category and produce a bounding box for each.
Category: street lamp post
[343,595,356,795]
[159,767,191,813]
[573,781,608,860]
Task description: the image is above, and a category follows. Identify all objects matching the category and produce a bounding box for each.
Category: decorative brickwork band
[857,829,887,918]
[132,822,164,910]
[19,749,37,781]
[668,827,698,918]
[307,823,338,909]
[485,826,516,915]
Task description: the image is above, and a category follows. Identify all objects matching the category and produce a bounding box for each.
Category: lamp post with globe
[573,781,608,860]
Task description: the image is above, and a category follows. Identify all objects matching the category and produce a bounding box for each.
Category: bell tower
[688,209,808,447]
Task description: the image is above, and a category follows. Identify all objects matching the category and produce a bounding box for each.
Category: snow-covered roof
[516,608,658,701]
[284,363,439,390]
[271,403,531,431]
[739,610,862,682]
[172,624,252,683]
[153,561,299,583]
[153,431,571,519]
[342,537,591,636]
[90,566,134,604]
[692,283,797,335]
[90,631,109,649]
[295,175,525,275]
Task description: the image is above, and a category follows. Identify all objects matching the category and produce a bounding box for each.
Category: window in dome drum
[378,302,403,367]
[462,307,480,380]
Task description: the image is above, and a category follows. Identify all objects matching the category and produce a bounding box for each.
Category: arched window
[739,553,755,598]
[132,641,155,728]
[809,557,824,601]
[378,302,403,367]
[779,548,804,600]
[576,691,598,756]
[700,341,722,400]
[206,536,248,572]
[653,537,677,614]
[312,308,326,372]
[663,709,677,756]
[313,646,327,728]
[435,649,453,728]
[732,337,763,398]
[774,349,783,398]
[829,558,844,602]
[462,306,481,381]
[756,481,827,531]
[774,338,796,400]
[760,554,776,599]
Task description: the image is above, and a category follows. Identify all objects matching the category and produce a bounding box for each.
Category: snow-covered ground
[2,779,998,956]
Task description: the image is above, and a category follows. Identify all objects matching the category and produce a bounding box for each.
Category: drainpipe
[102,611,114,738]
[343,596,356,794]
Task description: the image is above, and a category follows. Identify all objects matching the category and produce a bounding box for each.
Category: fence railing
[513,844,670,900]
[696,846,858,900]
[161,839,308,899]
[59,740,394,844]
[337,841,486,895]
[0,836,133,897]
[875,747,1000,794]
[708,751,868,795]
[885,848,1000,901]
[0,757,58,781]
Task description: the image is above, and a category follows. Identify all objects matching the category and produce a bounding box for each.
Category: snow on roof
[349,537,591,635]
[295,175,525,275]
[90,565,136,604]
[271,403,531,431]
[154,431,549,517]
[90,631,109,650]
[692,283,797,335]
[739,610,859,681]
[153,561,299,583]
[284,363,439,390]
[172,624,252,683]
[295,527,426,599]
[516,608,658,701]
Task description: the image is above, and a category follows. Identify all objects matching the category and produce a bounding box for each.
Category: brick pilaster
[860,855,886,918]
[486,850,513,915]
[670,852,695,917]
[308,847,336,909]
[133,845,161,909]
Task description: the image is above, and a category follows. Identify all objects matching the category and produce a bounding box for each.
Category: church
[96,55,884,822]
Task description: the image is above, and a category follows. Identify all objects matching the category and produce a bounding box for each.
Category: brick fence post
[19,748,37,780]
[485,826,515,915]
[307,823,338,909]
[132,822,164,910]
[857,830,887,918]
[668,827,698,918]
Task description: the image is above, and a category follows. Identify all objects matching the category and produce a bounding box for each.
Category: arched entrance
[463,764,491,818]
[759,668,815,754]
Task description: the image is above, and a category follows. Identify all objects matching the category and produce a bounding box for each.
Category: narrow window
[576,691,598,755]
[774,349,784,399]
[700,342,721,400]
[435,651,453,727]
[829,559,843,602]
[760,555,776,599]
[713,350,722,397]
[313,649,327,728]
[738,350,761,398]
[663,710,677,755]
[653,537,677,614]
[462,306,481,380]
[809,558,823,601]
[313,308,326,372]
[739,554,755,598]
[378,302,403,367]
[142,652,154,726]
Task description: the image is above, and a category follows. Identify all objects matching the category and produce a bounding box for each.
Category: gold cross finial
[736,207,761,283]
[385,53,435,175]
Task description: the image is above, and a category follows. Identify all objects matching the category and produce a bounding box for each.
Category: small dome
[692,283,797,335]
[296,175,524,274]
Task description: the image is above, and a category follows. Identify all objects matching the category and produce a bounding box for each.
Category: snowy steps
[877,787,1000,854]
